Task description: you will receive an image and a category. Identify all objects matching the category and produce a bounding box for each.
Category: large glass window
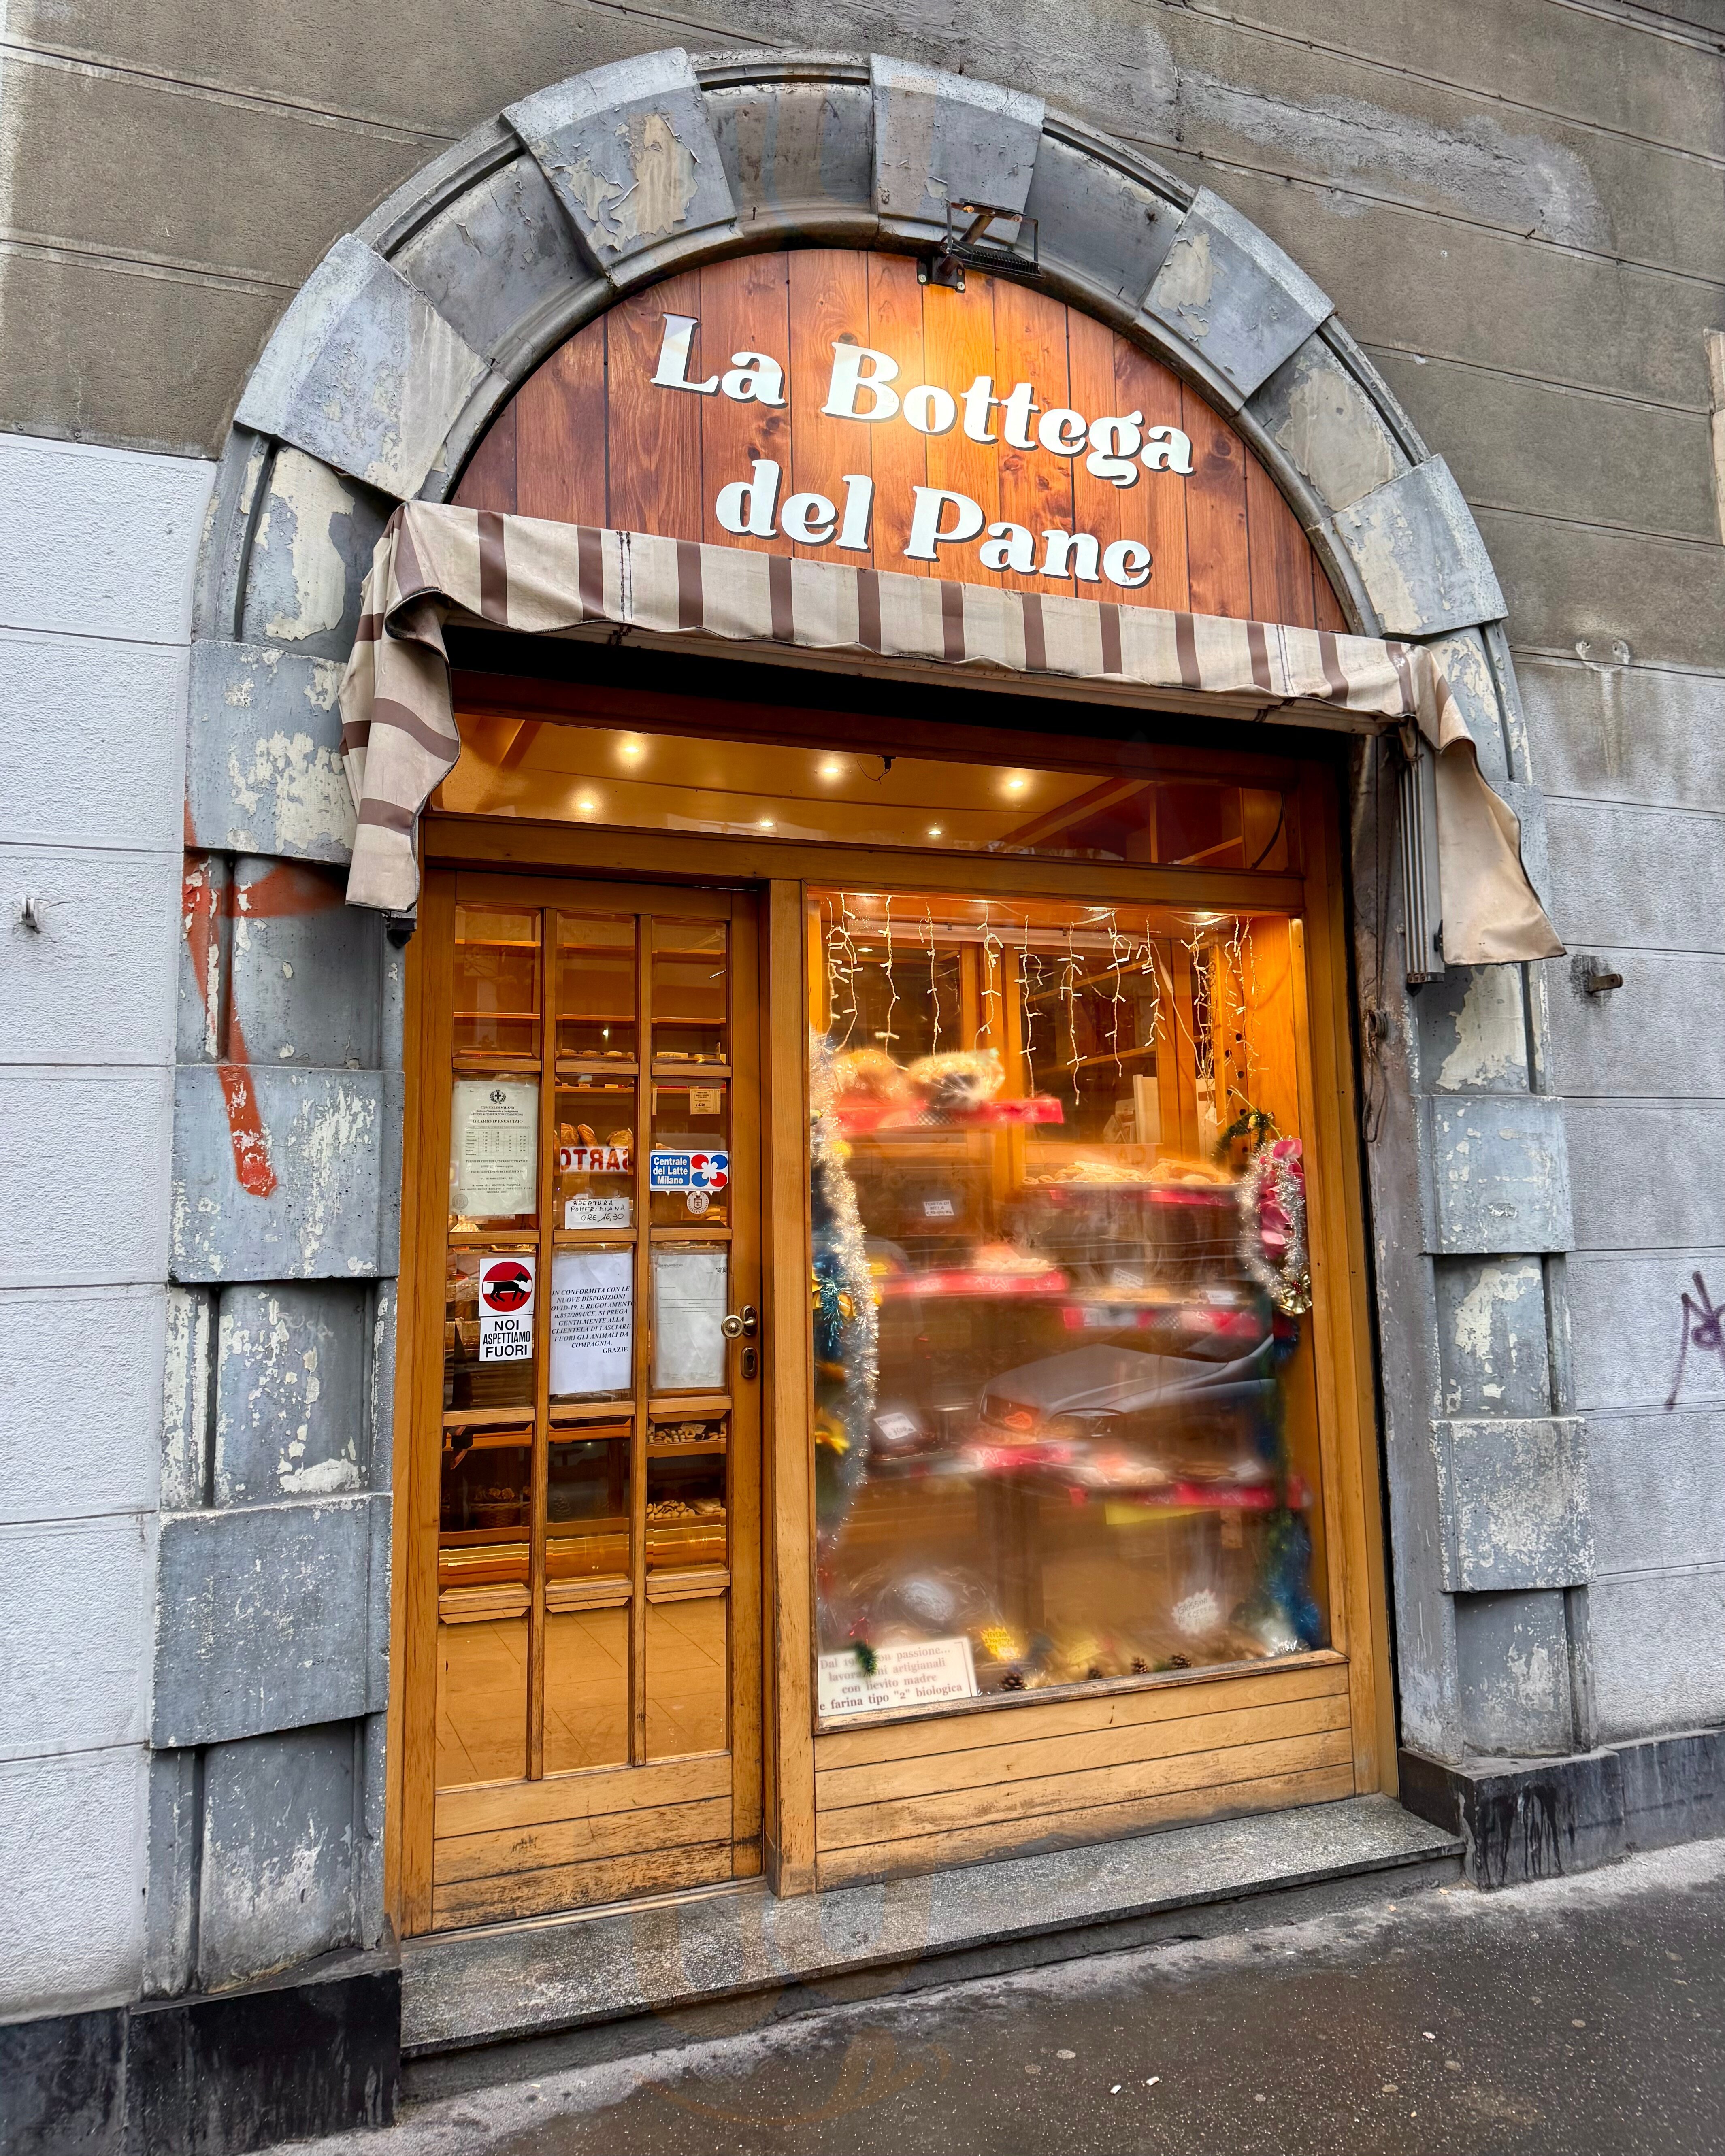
[808,890,1327,1720]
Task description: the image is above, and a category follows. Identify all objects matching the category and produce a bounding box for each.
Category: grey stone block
[214,1283,373,1507]
[1417,627,1509,782]
[1433,1256,1551,1417]
[170,1066,403,1285]
[151,1494,388,1747]
[198,1724,360,1990]
[1591,1571,1725,1741]
[1331,458,1506,637]
[1422,1094,1573,1256]
[228,856,383,1070]
[393,152,608,379]
[1546,796,1725,957]
[192,429,272,645]
[186,641,352,865]
[1434,1415,1591,1592]
[870,55,1043,243]
[1416,964,1529,1095]
[1455,1588,1576,1756]
[1400,1743,1625,1885]
[239,449,391,662]
[1024,126,1181,319]
[177,854,225,1067]
[507,52,739,288]
[1618,1729,1725,1852]
[1142,187,1333,407]
[1248,331,1410,516]
[1489,778,1552,925]
[704,74,875,241]
[143,1749,199,1999]
[234,233,491,499]
[1549,951,1725,1104]
[161,1287,213,1513]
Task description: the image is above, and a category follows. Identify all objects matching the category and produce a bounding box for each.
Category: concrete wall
[0,432,212,2016]
[4,0,1724,2010]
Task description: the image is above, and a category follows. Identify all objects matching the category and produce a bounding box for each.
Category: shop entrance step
[401,1794,1462,2090]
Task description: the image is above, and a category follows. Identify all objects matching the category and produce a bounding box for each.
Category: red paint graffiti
[181,853,280,1199]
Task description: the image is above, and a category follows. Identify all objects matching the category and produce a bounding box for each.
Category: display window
[805,889,1326,1721]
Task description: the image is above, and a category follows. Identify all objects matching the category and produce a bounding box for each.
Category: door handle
[720,1306,759,1340]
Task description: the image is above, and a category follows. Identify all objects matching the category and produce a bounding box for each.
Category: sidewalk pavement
[297,1835,1725,2156]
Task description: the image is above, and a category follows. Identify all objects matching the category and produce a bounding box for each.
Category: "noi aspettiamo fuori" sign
[649,311,1195,593]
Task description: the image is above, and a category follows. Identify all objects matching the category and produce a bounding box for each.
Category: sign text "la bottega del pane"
[651,312,1194,592]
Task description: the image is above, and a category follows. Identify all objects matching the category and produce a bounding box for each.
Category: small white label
[922,1196,957,1220]
[874,1411,919,1443]
[817,1635,979,1718]
[477,1255,536,1362]
[686,1189,710,1216]
[689,1086,723,1117]
[565,1196,632,1228]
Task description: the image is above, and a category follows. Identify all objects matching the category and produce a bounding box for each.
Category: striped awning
[339,503,1561,964]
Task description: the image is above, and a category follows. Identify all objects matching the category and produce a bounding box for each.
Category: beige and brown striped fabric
[339,503,1560,962]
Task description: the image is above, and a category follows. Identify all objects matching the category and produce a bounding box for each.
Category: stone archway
[153,49,1579,1997]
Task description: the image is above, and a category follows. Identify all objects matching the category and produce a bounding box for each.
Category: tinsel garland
[809,1031,879,1549]
[1238,1135,1313,1316]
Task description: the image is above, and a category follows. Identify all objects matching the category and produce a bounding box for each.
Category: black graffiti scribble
[1666,1271,1725,1409]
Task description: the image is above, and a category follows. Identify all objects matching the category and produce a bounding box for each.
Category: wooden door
[401,872,763,1929]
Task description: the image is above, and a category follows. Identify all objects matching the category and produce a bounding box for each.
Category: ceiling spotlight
[818,758,844,781]
[758,816,776,830]
[927,825,945,838]
[1004,773,1029,796]
[618,738,645,762]
[576,795,598,814]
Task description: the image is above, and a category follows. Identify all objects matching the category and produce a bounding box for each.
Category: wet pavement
[302,1837,1725,2155]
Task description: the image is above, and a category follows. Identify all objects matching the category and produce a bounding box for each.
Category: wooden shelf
[548,1400,634,1426]
[442,1407,535,1432]
[648,1392,730,1418]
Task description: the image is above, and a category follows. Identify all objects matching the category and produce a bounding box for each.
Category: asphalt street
[301,1837,1725,2156]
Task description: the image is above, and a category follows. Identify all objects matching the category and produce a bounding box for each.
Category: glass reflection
[810,891,1326,1714]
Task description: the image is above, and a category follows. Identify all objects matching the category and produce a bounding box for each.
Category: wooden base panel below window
[812,1659,1354,1889]
[431,1753,736,1928]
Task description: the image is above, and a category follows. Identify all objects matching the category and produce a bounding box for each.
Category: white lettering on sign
[477,1255,536,1363]
[655,313,1191,592]
[817,1636,980,1718]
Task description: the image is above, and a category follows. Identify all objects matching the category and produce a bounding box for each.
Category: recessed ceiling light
[927,825,945,838]
[618,738,645,762]
[1004,773,1029,795]
[576,795,598,813]
[758,816,776,830]
[818,759,843,781]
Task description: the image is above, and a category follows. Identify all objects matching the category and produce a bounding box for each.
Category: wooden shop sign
[651,309,1193,590]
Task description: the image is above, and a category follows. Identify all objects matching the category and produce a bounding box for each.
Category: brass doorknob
[720,1306,759,1340]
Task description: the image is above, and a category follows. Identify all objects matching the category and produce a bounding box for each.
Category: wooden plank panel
[787,251,871,563]
[866,253,929,575]
[513,328,605,525]
[435,1795,731,1884]
[816,1762,1356,1888]
[1312,568,1350,634]
[1065,306,1123,599]
[699,255,791,553]
[816,1726,1354,1851]
[1117,344,1190,614]
[435,1749,730,1837]
[918,275,1001,582]
[433,1840,733,1928]
[989,279,1070,593]
[454,400,518,514]
[605,272,705,541]
[813,1656,1348,1770]
[1182,381,1252,620]
[816,1691,1351,1812]
[1246,457,1317,628]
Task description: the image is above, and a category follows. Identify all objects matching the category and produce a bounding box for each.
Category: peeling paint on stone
[1438,970,1528,1090]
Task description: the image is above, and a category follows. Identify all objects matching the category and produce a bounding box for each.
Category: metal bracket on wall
[1398,732,1445,988]
[919,202,1041,292]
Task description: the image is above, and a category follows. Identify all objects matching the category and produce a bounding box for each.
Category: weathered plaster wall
[0,432,213,2017]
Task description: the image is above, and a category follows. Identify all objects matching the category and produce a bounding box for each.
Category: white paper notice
[550,1248,633,1397]
[565,1196,632,1228]
[451,1079,538,1218]
[816,1636,980,1718]
[651,1247,728,1392]
[477,1255,536,1363]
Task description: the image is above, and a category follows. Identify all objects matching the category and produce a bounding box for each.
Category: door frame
[390,868,765,1933]
[384,715,1393,1924]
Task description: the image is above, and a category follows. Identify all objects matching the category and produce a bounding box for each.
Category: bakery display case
[809,889,1327,1714]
